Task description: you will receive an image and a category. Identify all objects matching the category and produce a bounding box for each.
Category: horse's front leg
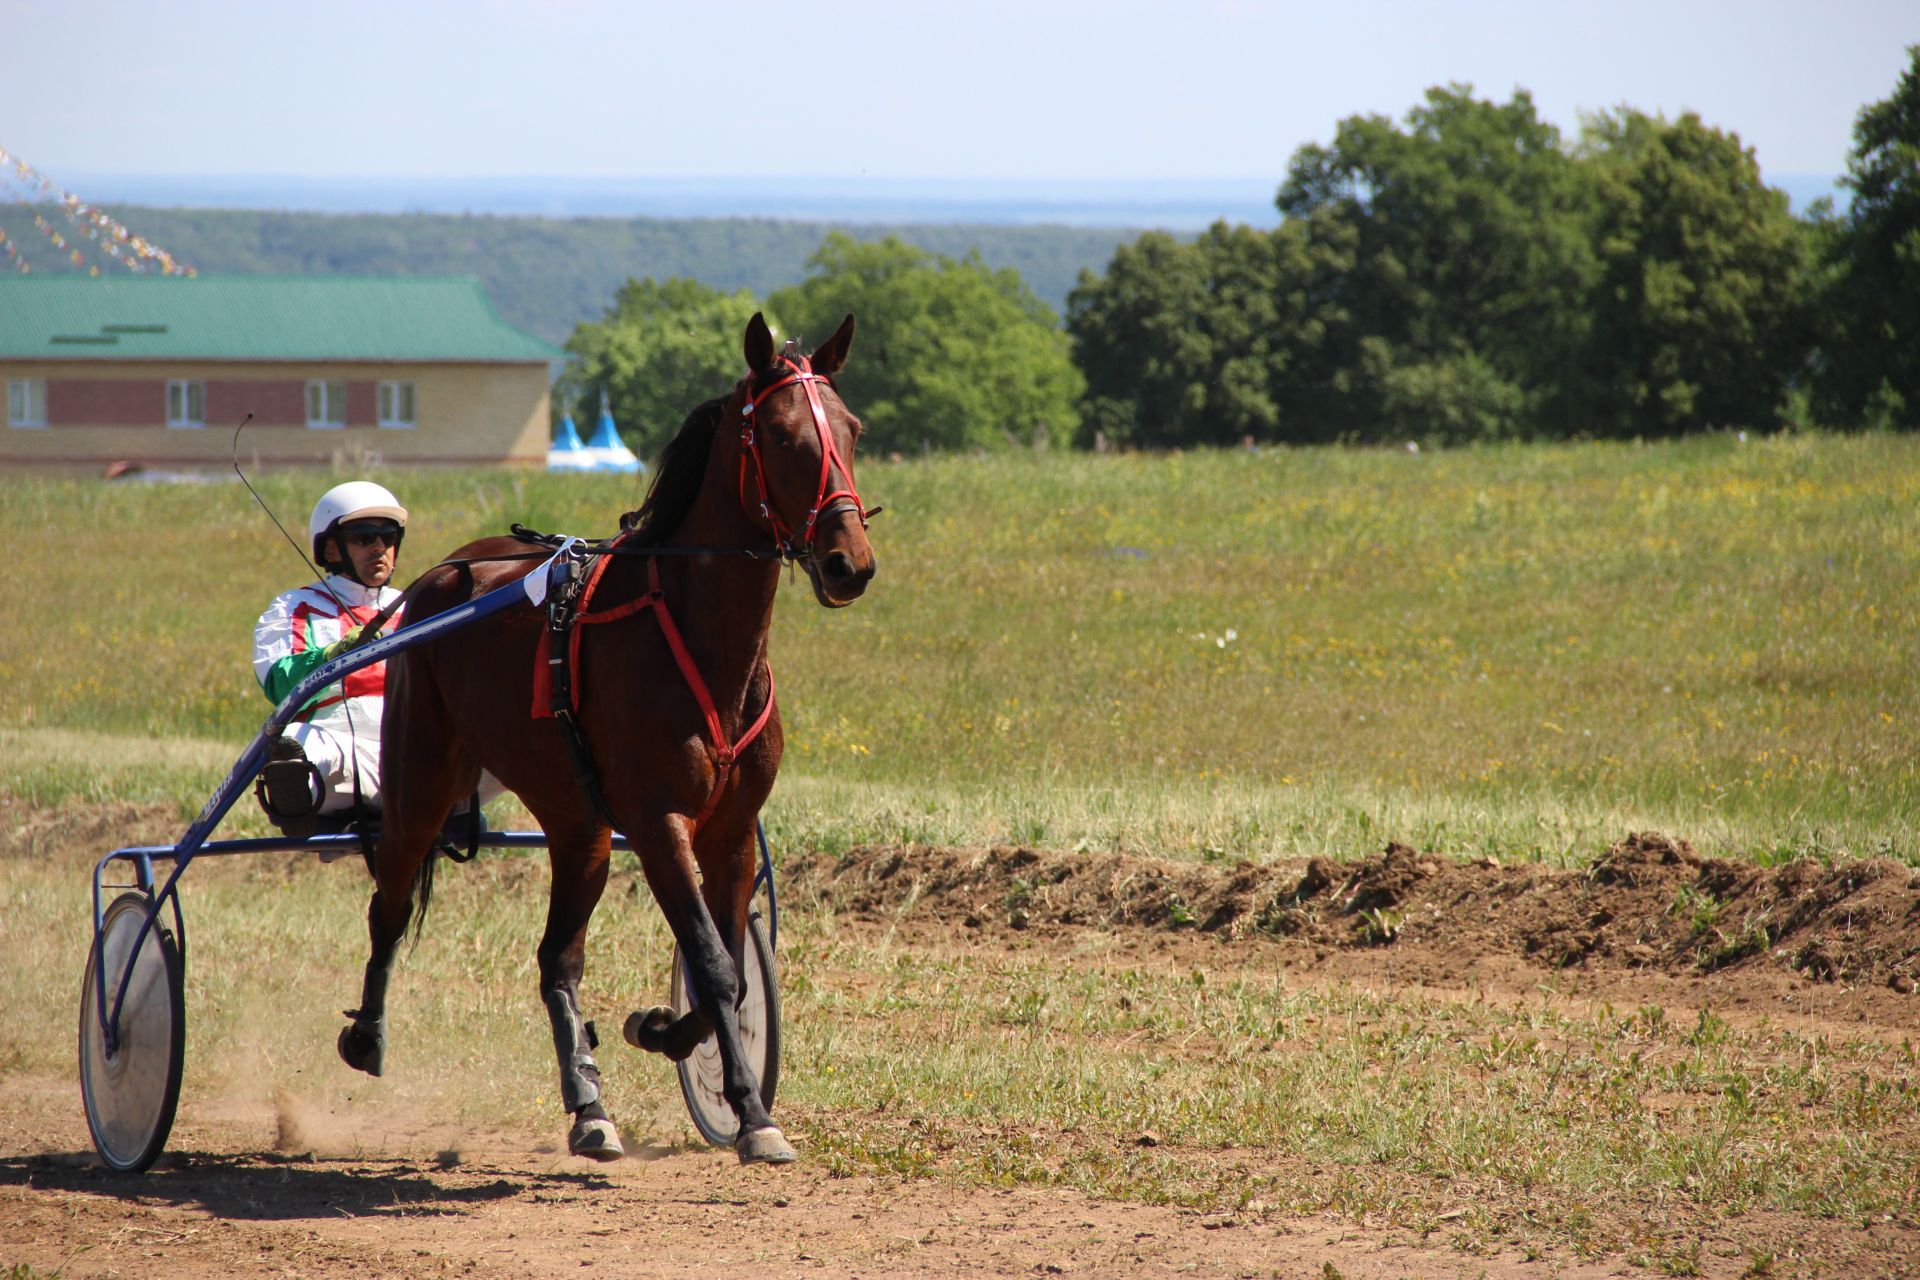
[619,823,753,1064]
[537,822,623,1161]
[625,814,793,1164]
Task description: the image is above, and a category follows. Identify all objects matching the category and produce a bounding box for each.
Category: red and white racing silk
[253,573,403,737]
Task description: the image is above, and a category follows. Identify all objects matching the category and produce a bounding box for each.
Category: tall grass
[3,432,1916,862]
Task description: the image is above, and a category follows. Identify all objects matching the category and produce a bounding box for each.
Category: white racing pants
[285,720,385,815]
[286,720,502,815]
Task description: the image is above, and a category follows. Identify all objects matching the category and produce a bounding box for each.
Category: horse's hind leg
[340,652,473,1077]
[537,818,623,1161]
[338,818,438,1075]
[339,771,470,1074]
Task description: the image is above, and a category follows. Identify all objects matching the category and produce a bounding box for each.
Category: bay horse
[337,312,874,1164]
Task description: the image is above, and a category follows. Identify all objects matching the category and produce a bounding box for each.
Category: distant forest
[7,52,1913,448]
[0,205,1140,343]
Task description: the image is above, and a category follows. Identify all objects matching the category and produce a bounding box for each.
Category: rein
[331,362,873,831]
[340,522,788,834]
[346,364,883,650]
[344,532,792,657]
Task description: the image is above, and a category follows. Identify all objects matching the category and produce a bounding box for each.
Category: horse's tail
[408,845,441,945]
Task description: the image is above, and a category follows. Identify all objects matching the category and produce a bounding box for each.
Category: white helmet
[310,480,408,567]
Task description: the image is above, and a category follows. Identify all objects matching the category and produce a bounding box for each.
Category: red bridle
[737,353,867,557]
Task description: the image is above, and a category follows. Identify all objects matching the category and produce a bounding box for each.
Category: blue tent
[546,410,594,471]
[583,391,642,474]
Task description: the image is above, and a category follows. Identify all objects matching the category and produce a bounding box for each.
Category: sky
[2,0,1914,188]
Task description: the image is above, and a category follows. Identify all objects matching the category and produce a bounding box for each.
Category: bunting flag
[0,144,195,276]
[16,206,96,274]
[0,224,29,273]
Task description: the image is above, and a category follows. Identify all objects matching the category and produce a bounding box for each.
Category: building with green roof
[2,275,564,469]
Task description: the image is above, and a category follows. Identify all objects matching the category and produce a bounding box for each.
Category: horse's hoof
[622,1006,674,1054]
[337,1021,384,1077]
[569,1116,624,1162]
[735,1125,797,1165]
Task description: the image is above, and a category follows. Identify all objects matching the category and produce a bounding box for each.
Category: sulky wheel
[79,890,186,1173]
[670,911,779,1147]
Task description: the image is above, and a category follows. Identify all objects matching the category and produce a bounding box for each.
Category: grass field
[2,432,1916,864]
[5,435,1918,1276]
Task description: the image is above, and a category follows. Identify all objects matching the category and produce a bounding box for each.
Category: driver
[252,481,407,837]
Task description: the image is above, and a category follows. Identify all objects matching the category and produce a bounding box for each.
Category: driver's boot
[256,735,323,840]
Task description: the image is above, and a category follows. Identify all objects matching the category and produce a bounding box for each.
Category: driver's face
[331,530,398,587]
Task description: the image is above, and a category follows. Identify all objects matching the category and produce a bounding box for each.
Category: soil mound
[0,795,183,861]
[785,832,1920,991]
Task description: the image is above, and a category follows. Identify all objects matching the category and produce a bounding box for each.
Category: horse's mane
[617,395,725,545]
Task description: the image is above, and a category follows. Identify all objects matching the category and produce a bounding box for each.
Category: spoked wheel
[79,891,186,1173]
[670,911,779,1147]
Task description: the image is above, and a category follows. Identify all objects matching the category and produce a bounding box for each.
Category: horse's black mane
[617,395,725,545]
[616,350,825,544]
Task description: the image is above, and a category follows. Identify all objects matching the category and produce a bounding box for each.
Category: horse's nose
[820,549,875,596]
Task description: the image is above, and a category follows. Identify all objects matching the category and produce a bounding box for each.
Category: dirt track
[0,1119,1637,1280]
[4,831,1917,1279]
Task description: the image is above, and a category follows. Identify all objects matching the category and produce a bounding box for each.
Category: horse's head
[736,312,877,608]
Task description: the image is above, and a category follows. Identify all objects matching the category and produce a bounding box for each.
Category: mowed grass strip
[2,432,1916,862]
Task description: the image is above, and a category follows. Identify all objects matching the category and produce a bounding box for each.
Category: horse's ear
[810,313,856,376]
[744,312,776,374]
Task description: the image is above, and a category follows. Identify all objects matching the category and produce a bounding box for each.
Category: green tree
[1069,227,1271,447]
[768,233,1082,453]
[1818,45,1920,428]
[1579,110,1811,434]
[1068,86,1592,446]
[1068,220,1356,446]
[561,277,777,454]
[1277,85,1598,439]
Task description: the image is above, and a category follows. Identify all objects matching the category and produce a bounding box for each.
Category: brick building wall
[2,361,549,467]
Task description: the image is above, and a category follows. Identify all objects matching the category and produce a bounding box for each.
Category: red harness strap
[523,355,854,830]
[532,545,775,831]
[737,353,866,553]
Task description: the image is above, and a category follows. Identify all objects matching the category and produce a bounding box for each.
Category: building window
[166,380,205,428]
[305,379,346,429]
[8,378,48,428]
[377,380,416,428]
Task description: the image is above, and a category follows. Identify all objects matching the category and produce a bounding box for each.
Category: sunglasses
[341,528,401,550]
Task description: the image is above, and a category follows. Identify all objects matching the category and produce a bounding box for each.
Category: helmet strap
[314,535,351,584]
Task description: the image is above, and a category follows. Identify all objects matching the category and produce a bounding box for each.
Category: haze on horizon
[2,0,1912,197]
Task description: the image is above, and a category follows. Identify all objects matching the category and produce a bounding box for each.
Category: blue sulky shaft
[88,534,779,1056]
[90,542,579,1053]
